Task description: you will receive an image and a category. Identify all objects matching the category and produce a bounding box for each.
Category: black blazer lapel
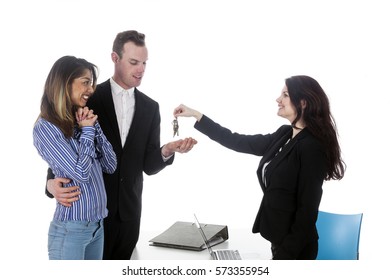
[122,88,152,150]
[90,80,122,149]
[257,127,292,190]
[122,89,142,149]
[263,129,310,187]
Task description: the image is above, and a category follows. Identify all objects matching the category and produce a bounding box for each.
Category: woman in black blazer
[174,75,345,259]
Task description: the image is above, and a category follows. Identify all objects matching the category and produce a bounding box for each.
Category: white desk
[131,228,272,260]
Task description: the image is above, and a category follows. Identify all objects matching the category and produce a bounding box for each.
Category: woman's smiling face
[276,85,297,123]
[70,69,94,108]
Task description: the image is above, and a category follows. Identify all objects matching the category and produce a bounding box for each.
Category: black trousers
[103,212,140,260]
[271,240,318,260]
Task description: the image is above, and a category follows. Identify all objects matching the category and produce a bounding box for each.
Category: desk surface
[131,228,272,260]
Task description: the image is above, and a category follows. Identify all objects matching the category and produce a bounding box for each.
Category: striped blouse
[33,118,117,222]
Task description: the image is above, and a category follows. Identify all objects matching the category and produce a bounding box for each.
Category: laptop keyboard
[215,250,242,260]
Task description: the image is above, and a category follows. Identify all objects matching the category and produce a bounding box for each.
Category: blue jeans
[48,220,104,260]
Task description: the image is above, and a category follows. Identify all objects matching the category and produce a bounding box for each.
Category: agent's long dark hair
[286,75,345,180]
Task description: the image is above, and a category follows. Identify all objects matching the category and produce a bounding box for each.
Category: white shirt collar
[110,78,135,96]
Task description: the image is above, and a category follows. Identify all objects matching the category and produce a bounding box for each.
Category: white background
[1,0,389,278]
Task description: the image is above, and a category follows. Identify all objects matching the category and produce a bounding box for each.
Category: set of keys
[172,117,179,137]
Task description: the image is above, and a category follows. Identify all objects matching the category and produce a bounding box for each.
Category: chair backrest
[316,211,363,260]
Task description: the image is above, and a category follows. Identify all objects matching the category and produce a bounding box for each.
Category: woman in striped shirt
[33,56,117,259]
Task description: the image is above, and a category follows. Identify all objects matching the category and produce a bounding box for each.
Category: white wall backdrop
[1,0,388,277]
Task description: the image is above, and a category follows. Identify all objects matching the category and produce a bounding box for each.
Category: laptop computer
[194,214,242,260]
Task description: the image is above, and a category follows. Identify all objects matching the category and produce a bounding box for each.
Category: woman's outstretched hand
[173,104,203,122]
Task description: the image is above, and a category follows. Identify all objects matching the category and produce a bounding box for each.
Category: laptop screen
[194,214,214,254]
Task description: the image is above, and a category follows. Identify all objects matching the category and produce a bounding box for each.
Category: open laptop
[194,214,242,260]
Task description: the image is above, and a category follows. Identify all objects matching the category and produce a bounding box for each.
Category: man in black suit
[46,30,197,259]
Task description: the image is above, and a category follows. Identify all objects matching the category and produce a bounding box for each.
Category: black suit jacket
[47,79,174,222]
[88,79,174,221]
[195,115,326,259]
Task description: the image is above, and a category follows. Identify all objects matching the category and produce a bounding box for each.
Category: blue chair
[316,211,363,260]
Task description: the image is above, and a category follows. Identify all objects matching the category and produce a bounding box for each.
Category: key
[172,117,179,137]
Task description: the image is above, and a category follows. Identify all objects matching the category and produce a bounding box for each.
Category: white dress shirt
[110,78,135,147]
[109,78,172,161]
